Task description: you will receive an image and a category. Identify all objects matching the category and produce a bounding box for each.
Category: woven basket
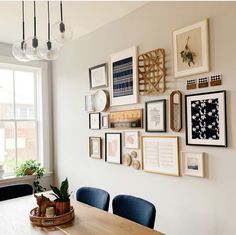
[29,206,74,227]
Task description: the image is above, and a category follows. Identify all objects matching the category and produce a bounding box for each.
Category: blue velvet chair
[0,184,33,201]
[112,195,156,229]
[76,187,110,211]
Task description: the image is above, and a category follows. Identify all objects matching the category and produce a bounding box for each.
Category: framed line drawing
[105,133,122,164]
[185,90,227,147]
[89,113,101,130]
[142,136,179,176]
[145,99,166,132]
[124,131,139,149]
[173,19,210,78]
[110,46,138,106]
[89,63,108,89]
[182,152,204,177]
[89,137,102,159]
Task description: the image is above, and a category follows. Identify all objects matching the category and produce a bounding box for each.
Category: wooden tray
[29,206,74,227]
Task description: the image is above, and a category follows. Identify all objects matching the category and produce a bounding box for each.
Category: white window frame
[0,56,52,175]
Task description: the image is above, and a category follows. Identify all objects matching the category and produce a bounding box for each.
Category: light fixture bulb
[39,40,60,60]
[12,40,30,62]
[52,21,73,45]
[25,36,42,60]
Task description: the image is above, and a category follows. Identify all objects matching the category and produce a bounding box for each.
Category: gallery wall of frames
[85,18,227,178]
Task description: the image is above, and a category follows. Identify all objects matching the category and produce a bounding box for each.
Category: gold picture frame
[89,137,102,159]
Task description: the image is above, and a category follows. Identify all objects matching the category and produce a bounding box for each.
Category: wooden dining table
[0,192,164,235]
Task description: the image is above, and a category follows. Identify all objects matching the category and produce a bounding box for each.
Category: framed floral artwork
[173,19,210,78]
[185,90,227,147]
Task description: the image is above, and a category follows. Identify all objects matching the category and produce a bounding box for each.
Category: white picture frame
[85,94,94,112]
[124,131,139,149]
[89,113,100,130]
[110,46,138,106]
[173,19,209,78]
[182,152,204,177]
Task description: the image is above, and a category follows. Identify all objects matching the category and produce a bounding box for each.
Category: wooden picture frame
[105,133,122,164]
[182,152,204,177]
[89,113,101,130]
[185,90,227,147]
[142,136,179,176]
[89,63,108,89]
[110,46,138,106]
[101,114,109,129]
[173,19,210,78]
[89,137,102,159]
[110,109,143,129]
[170,90,182,132]
[145,100,166,132]
[124,131,139,149]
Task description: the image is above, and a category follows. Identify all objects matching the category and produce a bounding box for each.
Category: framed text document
[141,136,179,176]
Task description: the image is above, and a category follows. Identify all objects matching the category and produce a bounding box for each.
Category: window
[0,64,44,176]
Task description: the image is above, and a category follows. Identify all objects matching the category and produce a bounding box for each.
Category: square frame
[145,99,166,132]
[173,19,209,78]
[89,63,108,89]
[89,137,102,159]
[89,113,101,130]
[182,152,204,177]
[124,131,139,149]
[105,133,122,164]
[110,46,138,106]
[185,90,227,147]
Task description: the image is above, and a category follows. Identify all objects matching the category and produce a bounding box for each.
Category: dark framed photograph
[145,99,166,132]
[89,113,101,130]
[89,137,102,159]
[185,90,227,147]
[105,133,122,164]
[89,63,108,89]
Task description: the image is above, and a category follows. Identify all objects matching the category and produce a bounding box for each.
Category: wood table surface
[0,193,164,235]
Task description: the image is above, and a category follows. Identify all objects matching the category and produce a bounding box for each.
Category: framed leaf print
[185,90,227,147]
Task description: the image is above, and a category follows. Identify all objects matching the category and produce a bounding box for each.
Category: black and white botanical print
[191,98,219,140]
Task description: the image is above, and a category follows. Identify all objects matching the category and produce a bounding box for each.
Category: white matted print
[89,63,108,89]
[124,131,139,149]
[142,136,179,176]
[173,19,209,78]
[89,113,100,130]
[182,152,204,177]
[110,46,138,106]
[105,133,122,164]
[89,137,102,159]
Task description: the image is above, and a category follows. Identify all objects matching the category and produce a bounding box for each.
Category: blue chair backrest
[112,195,156,229]
[0,184,33,201]
[76,187,110,211]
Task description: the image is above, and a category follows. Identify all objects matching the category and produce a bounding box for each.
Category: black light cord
[22,0,25,41]
[47,0,50,41]
[60,1,63,22]
[34,1,36,37]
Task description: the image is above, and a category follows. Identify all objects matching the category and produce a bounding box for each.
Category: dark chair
[112,195,156,229]
[76,187,110,211]
[0,184,33,201]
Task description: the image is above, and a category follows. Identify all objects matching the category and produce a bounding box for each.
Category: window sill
[0,172,53,185]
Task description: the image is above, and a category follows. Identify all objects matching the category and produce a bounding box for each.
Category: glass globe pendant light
[39,1,60,60]
[52,1,73,45]
[25,1,42,60]
[12,1,30,62]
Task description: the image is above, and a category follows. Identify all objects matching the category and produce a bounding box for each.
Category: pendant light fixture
[39,1,60,60]
[12,1,30,62]
[25,1,42,60]
[52,1,73,44]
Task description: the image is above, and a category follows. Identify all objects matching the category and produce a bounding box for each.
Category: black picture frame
[89,63,108,90]
[145,99,166,132]
[185,90,227,147]
[89,113,101,130]
[105,133,122,164]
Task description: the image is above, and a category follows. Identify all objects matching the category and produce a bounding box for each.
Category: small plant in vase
[50,178,71,215]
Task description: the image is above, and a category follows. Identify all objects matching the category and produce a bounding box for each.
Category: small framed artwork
[85,95,94,112]
[182,152,204,177]
[124,131,139,149]
[142,136,179,176]
[110,46,138,106]
[105,133,122,164]
[89,137,102,159]
[145,99,166,132]
[185,90,227,147]
[89,113,101,130]
[110,109,143,129]
[173,19,209,78]
[101,114,109,129]
[89,63,108,89]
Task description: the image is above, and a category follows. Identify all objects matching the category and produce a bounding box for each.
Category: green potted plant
[50,178,71,215]
[15,159,46,193]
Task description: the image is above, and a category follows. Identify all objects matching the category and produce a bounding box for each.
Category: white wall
[52,2,236,235]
